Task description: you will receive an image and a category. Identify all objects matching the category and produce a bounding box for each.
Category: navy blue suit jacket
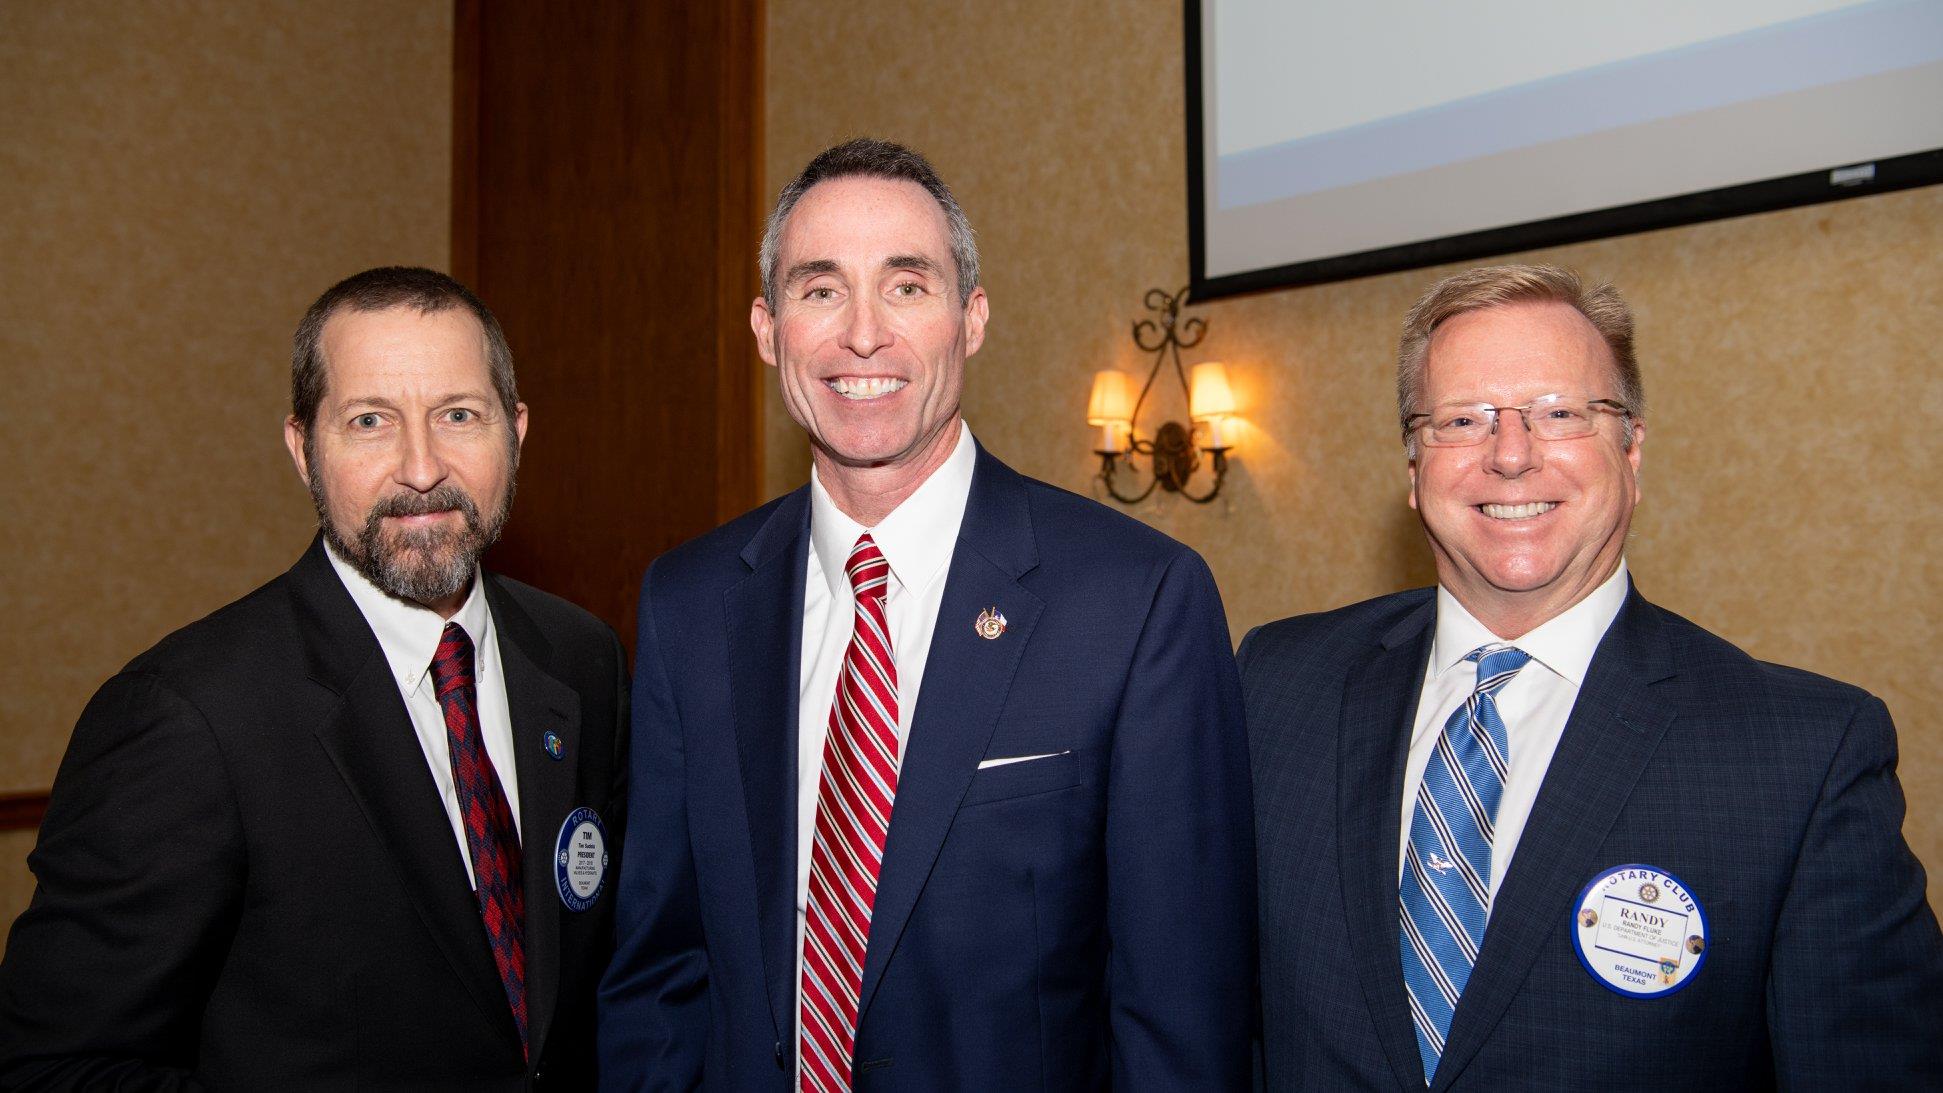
[598,445,1256,1090]
[1241,584,1943,1090]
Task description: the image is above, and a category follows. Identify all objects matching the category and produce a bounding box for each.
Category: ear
[1407,454,1420,511]
[961,287,989,357]
[750,295,778,367]
[513,401,530,451]
[284,415,312,486]
[1626,419,1645,498]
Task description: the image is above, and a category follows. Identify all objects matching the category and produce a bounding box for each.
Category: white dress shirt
[1398,562,1630,902]
[793,420,976,1039]
[326,542,522,889]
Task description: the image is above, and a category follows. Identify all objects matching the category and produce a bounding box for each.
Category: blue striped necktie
[1399,644,1530,1083]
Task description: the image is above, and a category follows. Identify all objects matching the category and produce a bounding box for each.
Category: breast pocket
[960,750,1082,807]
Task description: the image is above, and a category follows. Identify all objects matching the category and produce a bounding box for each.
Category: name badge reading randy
[554,807,609,912]
[1571,864,1708,998]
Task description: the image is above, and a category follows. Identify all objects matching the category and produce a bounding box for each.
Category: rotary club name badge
[1571,863,1708,998]
[554,806,609,912]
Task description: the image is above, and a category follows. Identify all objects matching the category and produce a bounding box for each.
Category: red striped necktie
[799,534,898,1091]
[431,622,528,1057]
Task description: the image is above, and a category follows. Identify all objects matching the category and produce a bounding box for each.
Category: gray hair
[759,138,980,308]
[1397,264,1642,453]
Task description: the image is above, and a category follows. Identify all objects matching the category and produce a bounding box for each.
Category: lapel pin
[974,606,1007,640]
[543,731,566,760]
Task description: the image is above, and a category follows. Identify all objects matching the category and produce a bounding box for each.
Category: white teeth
[827,376,907,399]
[1481,502,1558,520]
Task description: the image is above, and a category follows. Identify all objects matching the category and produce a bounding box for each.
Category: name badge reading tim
[1571,864,1708,998]
[554,807,609,912]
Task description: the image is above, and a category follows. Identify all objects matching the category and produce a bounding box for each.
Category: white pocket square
[976,750,1071,770]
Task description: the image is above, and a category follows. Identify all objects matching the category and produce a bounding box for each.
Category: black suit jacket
[1242,584,1943,1091]
[0,538,628,1091]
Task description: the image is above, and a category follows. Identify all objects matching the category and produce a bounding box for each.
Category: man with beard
[0,267,628,1090]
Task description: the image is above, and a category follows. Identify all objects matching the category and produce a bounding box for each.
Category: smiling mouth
[1479,502,1558,520]
[826,376,907,400]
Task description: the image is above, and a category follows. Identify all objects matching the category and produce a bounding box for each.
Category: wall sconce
[1087,287,1234,505]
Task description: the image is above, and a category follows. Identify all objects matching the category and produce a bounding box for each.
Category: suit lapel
[855,447,1044,1027]
[1430,588,1678,1091]
[487,577,583,1066]
[725,488,812,1042]
[1337,602,1438,1092]
[288,539,521,1051]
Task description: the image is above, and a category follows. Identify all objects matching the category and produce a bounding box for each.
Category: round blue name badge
[554,807,609,912]
[1571,863,1708,998]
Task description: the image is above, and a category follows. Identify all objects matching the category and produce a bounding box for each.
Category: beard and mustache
[308,466,516,609]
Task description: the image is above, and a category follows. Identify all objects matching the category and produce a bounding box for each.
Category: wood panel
[0,792,48,833]
[453,0,765,648]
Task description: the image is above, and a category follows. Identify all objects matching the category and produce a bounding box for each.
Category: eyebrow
[782,255,948,290]
[782,259,840,289]
[882,254,945,280]
[336,393,493,413]
[337,396,401,414]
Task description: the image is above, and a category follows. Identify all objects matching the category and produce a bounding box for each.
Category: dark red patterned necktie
[431,622,528,1056]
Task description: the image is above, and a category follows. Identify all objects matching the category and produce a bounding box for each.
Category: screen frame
[1185,0,1943,301]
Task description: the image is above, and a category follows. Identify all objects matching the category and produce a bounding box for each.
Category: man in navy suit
[1243,264,1943,1089]
[597,139,1254,1090]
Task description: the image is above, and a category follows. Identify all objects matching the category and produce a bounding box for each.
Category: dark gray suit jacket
[0,537,628,1091]
[1242,584,1943,1090]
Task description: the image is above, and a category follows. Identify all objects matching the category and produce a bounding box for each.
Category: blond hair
[1396,264,1642,450]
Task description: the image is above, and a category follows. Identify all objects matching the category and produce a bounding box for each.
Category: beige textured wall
[0,2,451,944]
[764,3,1943,907]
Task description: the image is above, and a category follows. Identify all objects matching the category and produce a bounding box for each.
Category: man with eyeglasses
[1242,264,1942,1089]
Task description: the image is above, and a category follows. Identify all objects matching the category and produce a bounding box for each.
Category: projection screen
[1187,0,1943,298]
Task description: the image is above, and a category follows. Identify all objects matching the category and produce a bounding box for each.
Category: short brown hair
[1397,264,1642,450]
[291,266,517,435]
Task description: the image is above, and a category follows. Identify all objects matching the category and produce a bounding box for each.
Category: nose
[1485,407,1540,477]
[395,419,450,492]
[840,295,891,357]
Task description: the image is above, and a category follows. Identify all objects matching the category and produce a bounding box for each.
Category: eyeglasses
[1403,395,1631,447]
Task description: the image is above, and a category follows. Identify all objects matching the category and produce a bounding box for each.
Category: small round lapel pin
[543,731,566,760]
[974,606,1007,640]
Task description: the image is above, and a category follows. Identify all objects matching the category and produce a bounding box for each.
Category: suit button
[774,1041,786,1070]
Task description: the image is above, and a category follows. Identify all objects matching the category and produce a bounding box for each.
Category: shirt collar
[1430,561,1630,688]
[809,420,976,599]
[324,539,493,690]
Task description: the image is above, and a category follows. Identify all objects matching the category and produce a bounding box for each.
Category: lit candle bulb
[1087,369,1134,454]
